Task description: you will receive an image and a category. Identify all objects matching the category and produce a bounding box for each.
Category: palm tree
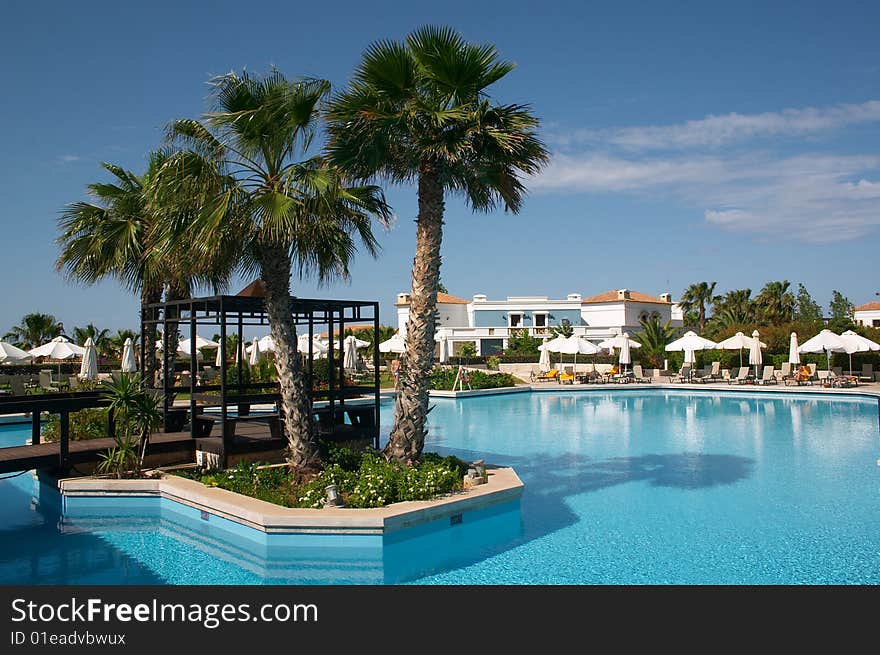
[159,69,392,472]
[57,154,231,388]
[709,289,755,331]
[634,316,679,368]
[754,280,795,325]
[73,324,111,355]
[326,26,549,465]
[4,313,65,349]
[678,282,718,332]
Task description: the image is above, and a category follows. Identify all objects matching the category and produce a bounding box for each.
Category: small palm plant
[97,374,162,478]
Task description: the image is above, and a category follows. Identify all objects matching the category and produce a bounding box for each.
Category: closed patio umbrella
[79,337,98,381]
[248,337,261,367]
[121,337,137,373]
[788,332,800,365]
[437,334,449,364]
[749,330,763,380]
[538,337,551,372]
[343,334,366,370]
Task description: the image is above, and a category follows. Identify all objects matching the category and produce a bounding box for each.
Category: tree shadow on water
[429,446,755,543]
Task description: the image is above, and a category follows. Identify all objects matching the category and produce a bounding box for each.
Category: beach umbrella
[665,331,717,377]
[379,332,406,354]
[79,337,98,381]
[29,336,86,360]
[598,333,641,374]
[549,335,601,375]
[437,334,449,364]
[177,336,219,356]
[538,337,551,372]
[618,333,632,374]
[749,330,763,380]
[716,331,764,368]
[214,343,224,367]
[0,341,32,363]
[788,332,800,365]
[343,334,365,370]
[798,329,856,373]
[121,337,137,373]
[839,330,880,374]
[248,337,261,366]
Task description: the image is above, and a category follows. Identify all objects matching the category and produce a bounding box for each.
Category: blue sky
[2,0,879,337]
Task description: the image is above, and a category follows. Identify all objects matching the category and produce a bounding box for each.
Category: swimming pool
[1,390,879,584]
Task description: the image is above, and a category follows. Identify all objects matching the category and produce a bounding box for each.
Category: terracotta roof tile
[854,301,880,312]
[581,290,671,304]
[395,292,470,306]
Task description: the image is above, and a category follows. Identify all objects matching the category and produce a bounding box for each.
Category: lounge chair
[631,364,651,383]
[728,366,751,384]
[530,368,559,383]
[778,362,794,384]
[829,370,858,388]
[757,365,777,385]
[38,371,59,392]
[559,367,575,385]
[859,363,874,383]
[816,370,831,386]
[10,376,28,396]
[693,361,721,383]
[671,364,692,383]
[576,363,600,384]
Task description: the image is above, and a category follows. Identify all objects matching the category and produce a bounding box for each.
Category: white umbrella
[839,330,880,375]
[437,334,449,364]
[548,334,601,376]
[716,331,764,368]
[749,330,763,380]
[618,334,632,373]
[79,337,98,381]
[121,337,137,373]
[0,341,32,363]
[379,332,406,353]
[295,334,328,357]
[214,342,224,367]
[598,333,642,351]
[248,337,261,366]
[29,336,86,360]
[177,336,220,356]
[798,329,857,373]
[788,332,800,365]
[665,331,717,379]
[538,337,551,372]
[343,334,364,370]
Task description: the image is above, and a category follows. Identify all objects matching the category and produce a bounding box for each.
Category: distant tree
[437,280,448,294]
[4,313,65,349]
[107,330,140,359]
[710,289,754,329]
[458,342,477,364]
[755,280,795,325]
[634,316,679,368]
[550,319,574,338]
[828,290,855,332]
[679,282,718,331]
[794,284,823,322]
[506,328,541,354]
[73,324,111,355]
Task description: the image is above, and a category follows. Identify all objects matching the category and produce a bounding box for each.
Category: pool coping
[58,465,524,536]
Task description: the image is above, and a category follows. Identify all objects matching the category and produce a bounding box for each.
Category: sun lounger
[778,362,795,384]
[728,366,751,384]
[829,370,858,388]
[757,365,777,385]
[671,364,692,383]
[859,364,874,383]
[693,361,721,383]
[631,364,651,383]
[530,368,559,383]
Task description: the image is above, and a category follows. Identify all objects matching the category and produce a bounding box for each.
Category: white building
[395,288,683,355]
[854,301,880,328]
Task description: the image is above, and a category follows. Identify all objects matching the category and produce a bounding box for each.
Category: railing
[0,391,114,471]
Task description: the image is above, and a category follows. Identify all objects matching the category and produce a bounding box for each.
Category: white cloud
[533,101,880,243]
[56,154,81,164]
[552,100,880,151]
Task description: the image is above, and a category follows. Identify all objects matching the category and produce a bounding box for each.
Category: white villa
[854,301,880,328]
[396,289,684,355]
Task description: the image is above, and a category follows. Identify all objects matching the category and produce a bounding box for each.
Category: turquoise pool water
[1,390,879,584]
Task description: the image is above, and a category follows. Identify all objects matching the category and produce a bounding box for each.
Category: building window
[509,313,522,328]
[534,313,547,328]
[873,319,880,327]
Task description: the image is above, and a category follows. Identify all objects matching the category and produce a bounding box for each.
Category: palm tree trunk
[157,284,185,389]
[385,161,444,465]
[259,244,320,472]
[141,286,161,388]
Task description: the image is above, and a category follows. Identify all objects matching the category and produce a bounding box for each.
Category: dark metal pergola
[141,289,381,460]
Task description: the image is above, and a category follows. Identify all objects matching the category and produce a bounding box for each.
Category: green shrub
[486,355,500,370]
[430,367,519,390]
[42,408,109,442]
